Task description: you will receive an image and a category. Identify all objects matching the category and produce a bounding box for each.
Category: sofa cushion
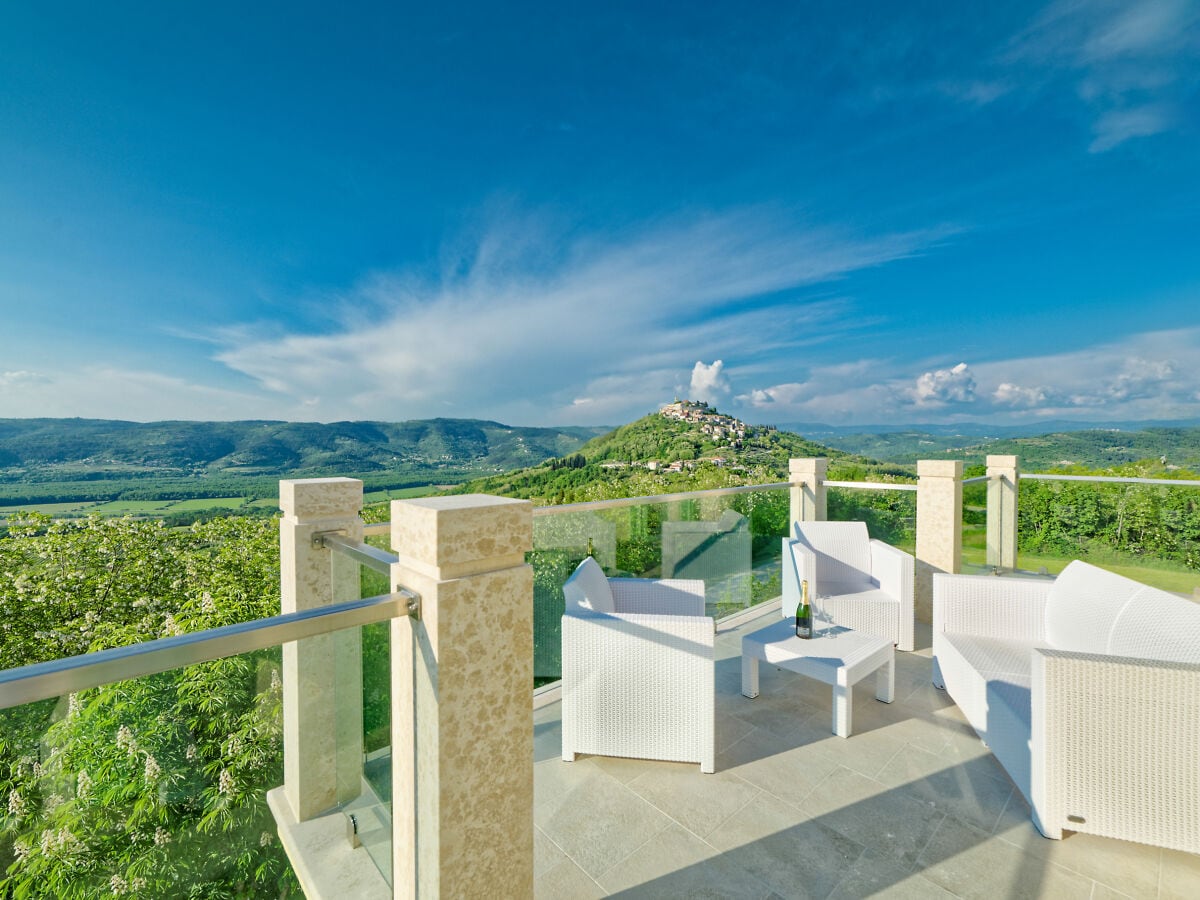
[563,557,615,614]
[1044,560,1143,653]
[1110,587,1200,663]
[794,521,872,589]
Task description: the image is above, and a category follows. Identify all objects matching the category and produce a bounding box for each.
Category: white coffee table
[741,619,894,737]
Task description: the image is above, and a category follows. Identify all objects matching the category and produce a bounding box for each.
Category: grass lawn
[166,497,250,511]
[363,485,440,503]
[90,500,177,514]
[0,501,100,516]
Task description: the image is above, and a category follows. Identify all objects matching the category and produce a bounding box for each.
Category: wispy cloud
[213,209,945,424]
[1005,0,1199,151]
[735,326,1200,424]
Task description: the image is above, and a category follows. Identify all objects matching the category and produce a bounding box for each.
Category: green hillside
[456,405,905,503]
[821,426,1200,471]
[0,418,607,508]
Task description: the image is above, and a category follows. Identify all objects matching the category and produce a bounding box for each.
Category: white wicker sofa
[560,557,715,773]
[933,560,1200,852]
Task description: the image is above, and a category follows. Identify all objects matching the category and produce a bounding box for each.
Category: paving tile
[534,858,606,900]
[800,766,945,866]
[590,754,659,784]
[598,822,774,898]
[874,743,1013,832]
[917,815,1094,900]
[706,793,865,900]
[534,719,563,763]
[715,708,756,753]
[716,726,842,809]
[535,767,675,879]
[826,849,956,899]
[626,760,761,839]
[535,825,569,877]
[994,816,1163,900]
[1090,883,1137,900]
[1160,847,1200,900]
[535,754,602,813]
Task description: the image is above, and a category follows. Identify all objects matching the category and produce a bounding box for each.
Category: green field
[89,499,178,514]
[959,523,1199,596]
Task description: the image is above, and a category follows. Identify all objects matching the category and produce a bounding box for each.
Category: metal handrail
[1021,473,1200,488]
[319,532,398,574]
[0,591,407,710]
[824,480,917,492]
[962,475,990,485]
[530,481,792,515]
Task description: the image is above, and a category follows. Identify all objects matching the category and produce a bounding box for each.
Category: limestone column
[915,461,962,624]
[279,477,365,821]
[790,458,828,527]
[986,455,1020,572]
[390,495,534,900]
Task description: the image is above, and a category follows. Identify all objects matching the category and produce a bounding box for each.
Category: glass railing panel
[1017,478,1200,595]
[530,486,791,682]
[825,484,918,553]
[0,621,392,896]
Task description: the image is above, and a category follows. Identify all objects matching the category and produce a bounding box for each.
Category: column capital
[790,457,828,478]
[986,455,1019,471]
[280,477,363,521]
[917,460,963,479]
[391,494,532,580]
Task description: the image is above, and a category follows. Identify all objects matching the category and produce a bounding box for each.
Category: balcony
[1,459,1198,898]
[533,610,1198,898]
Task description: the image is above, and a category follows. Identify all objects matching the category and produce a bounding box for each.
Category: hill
[0,418,607,507]
[456,402,903,503]
[816,425,1200,470]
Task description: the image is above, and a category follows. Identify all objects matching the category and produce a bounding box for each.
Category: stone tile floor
[533,609,1200,899]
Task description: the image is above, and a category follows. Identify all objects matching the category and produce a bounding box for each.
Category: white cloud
[689,360,731,403]
[909,362,977,407]
[1005,0,1197,151]
[993,382,1049,408]
[211,209,940,424]
[733,326,1200,425]
[0,366,275,421]
[0,370,51,388]
[1089,104,1174,152]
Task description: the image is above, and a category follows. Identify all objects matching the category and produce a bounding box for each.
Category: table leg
[833,670,851,737]
[875,654,895,704]
[741,653,759,699]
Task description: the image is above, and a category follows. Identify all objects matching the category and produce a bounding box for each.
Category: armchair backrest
[562,556,616,614]
[1047,560,1200,662]
[793,521,872,590]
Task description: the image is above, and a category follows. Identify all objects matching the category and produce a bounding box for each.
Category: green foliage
[0,514,297,898]
[1018,474,1200,569]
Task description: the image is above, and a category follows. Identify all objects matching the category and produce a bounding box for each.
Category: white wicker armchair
[783,521,915,651]
[560,557,714,773]
[933,561,1200,852]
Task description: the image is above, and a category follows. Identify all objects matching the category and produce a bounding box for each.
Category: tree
[0,514,297,898]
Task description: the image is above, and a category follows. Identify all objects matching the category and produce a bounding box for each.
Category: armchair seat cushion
[815,589,901,644]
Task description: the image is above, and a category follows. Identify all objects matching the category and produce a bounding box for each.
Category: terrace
[1,458,1198,898]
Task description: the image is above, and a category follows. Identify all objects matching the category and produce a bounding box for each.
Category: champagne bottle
[795,579,812,639]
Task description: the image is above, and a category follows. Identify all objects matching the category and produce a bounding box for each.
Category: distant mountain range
[0,418,607,481]
[796,423,1200,469]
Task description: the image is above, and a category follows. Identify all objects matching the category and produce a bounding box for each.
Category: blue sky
[1,1,1198,428]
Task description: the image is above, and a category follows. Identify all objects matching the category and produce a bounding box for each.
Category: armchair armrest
[932,572,1048,642]
[869,540,914,651]
[781,537,816,618]
[610,578,705,616]
[1030,648,1200,851]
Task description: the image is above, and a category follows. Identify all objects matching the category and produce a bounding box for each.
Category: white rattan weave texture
[561,566,714,773]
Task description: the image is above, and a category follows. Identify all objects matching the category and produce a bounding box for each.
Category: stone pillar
[915,461,962,624]
[279,477,364,821]
[986,455,1020,572]
[790,458,828,527]
[390,495,534,900]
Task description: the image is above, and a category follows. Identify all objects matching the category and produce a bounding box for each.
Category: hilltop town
[658,399,754,446]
